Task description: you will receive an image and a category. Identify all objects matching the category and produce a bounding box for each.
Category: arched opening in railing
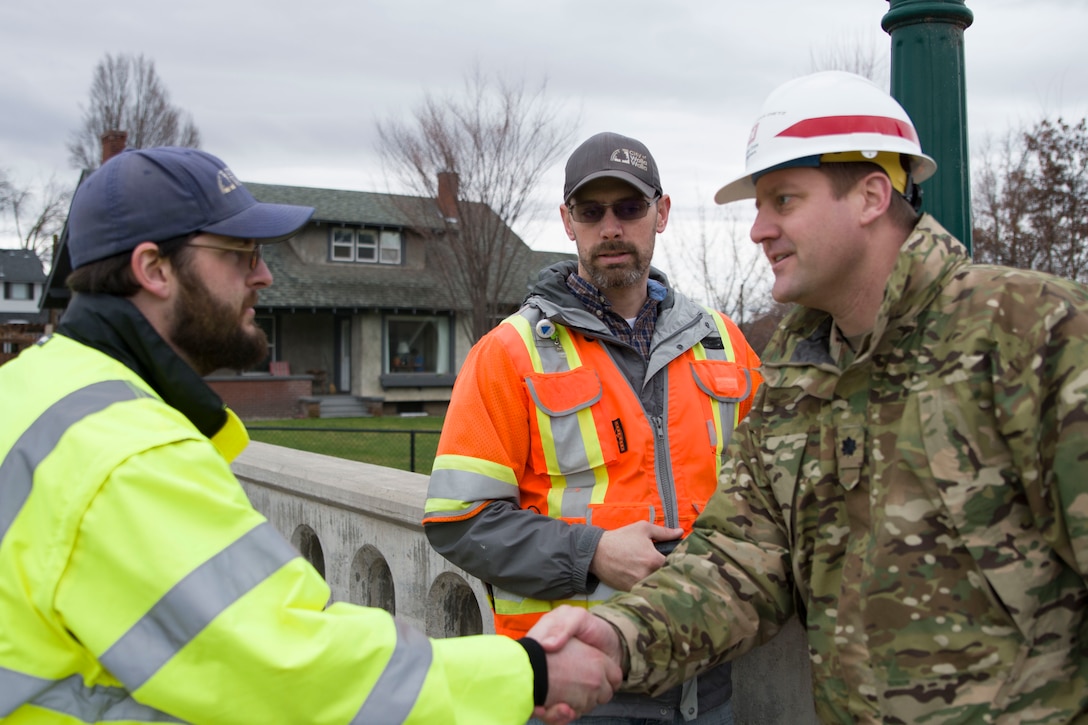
[350,544,395,614]
[291,523,326,580]
[425,572,482,638]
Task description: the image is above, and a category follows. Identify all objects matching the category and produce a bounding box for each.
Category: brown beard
[580,242,650,289]
[171,262,268,375]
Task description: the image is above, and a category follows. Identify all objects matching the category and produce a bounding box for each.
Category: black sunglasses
[567,196,659,224]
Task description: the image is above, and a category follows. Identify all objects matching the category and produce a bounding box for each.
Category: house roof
[245,183,434,229]
[258,241,451,310]
[0,249,47,283]
[258,243,576,312]
[247,182,575,313]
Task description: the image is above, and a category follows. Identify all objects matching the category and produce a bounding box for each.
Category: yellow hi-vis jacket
[424,283,761,639]
[0,332,535,724]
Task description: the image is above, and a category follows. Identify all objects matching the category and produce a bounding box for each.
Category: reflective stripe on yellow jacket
[0,334,535,724]
[426,306,760,637]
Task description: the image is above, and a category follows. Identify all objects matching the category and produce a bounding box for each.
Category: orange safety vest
[426,306,761,638]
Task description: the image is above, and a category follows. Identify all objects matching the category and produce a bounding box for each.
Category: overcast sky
[2,0,1086,257]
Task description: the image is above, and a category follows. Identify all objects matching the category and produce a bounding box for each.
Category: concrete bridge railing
[232,441,817,724]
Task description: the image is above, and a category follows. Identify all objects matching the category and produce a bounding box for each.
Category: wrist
[517,636,548,706]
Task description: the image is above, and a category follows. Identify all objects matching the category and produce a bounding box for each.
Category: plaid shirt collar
[565,272,667,359]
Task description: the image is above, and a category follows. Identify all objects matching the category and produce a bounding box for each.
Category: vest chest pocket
[524,368,619,476]
[689,359,751,452]
[689,359,753,403]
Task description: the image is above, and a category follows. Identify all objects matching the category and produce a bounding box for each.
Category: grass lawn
[244,416,445,474]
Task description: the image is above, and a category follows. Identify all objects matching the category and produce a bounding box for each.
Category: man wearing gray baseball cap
[426,132,763,724]
[0,146,618,724]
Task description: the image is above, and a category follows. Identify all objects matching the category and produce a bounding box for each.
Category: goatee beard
[583,243,648,289]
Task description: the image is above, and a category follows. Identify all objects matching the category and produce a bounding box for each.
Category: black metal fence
[246,427,442,474]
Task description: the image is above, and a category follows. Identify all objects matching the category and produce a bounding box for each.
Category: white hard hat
[714,71,937,205]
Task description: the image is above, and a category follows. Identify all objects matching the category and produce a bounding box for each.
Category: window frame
[328,226,402,265]
[3,282,34,301]
[380,312,456,388]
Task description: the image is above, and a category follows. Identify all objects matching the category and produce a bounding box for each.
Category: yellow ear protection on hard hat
[749,149,923,212]
[819,151,908,193]
[820,150,922,212]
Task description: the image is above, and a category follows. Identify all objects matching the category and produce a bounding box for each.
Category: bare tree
[666,203,773,324]
[972,129,1036,269]
[67,53,200,170]
[810,30,889,86]
[664,202,787,354]
[0,169,71,268]
[973,116,1088,282]
[377,70,577,343]
[0,170,11,217]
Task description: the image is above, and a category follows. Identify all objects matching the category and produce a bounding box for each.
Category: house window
[4,282,33,300]
[386,315,451,374]
[331,228,355,261]
[380,231,401,264]
[357,230,378,262]
[330,227,402,264]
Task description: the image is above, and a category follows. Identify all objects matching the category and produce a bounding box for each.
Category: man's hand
[529,605,623,665]
[529,606,624,724]
[590,521,683,591]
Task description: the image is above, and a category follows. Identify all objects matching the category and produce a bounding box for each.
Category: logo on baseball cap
[67,147,315,268]
[563,132,662,202]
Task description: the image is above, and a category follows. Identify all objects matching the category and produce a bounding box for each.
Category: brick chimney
[100,130,128,165]
[437,171,459,221]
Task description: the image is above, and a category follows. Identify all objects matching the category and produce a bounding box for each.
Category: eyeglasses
[187,241,263,271]
[567,196,659,224]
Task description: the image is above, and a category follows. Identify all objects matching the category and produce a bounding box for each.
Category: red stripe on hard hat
[777,115,919,143]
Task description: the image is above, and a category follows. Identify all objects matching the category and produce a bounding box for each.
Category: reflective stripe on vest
[0,379,299,721]
[0,668,183,722]
[506,314,609,519]
[695,306,739,468]
[426,454,521,516]
[98,522,299,689]
[351,618,433,724]
[1,380,149,543]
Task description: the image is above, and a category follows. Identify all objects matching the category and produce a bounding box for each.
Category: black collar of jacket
[57,293,229,439]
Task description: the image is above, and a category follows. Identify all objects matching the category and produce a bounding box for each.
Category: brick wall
[0,324,46,368]
[207,375,313,420]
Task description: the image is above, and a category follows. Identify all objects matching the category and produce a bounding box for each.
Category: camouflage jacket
[594,215,1088,723]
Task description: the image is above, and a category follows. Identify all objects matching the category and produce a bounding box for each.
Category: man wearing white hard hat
[529,72,1088,723]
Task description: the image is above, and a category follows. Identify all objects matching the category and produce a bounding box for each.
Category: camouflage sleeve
[993,277,1088,576]
[592,415,795,696]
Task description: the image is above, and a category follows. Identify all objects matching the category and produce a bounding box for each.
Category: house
[42,151,574,417]
[0,248,50,365]
[243,180,573,416]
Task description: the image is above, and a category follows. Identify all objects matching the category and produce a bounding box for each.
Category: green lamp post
[883,0,974,253]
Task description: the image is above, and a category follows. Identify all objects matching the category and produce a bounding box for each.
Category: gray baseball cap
[563,132,662,202]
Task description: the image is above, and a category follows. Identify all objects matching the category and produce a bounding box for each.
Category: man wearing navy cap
[0,147,618,724]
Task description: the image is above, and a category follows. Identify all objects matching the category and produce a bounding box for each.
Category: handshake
[527,605,626,725]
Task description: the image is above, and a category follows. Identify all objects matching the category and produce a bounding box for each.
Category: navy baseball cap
[67,147,315,268]
[563,132,662,202]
